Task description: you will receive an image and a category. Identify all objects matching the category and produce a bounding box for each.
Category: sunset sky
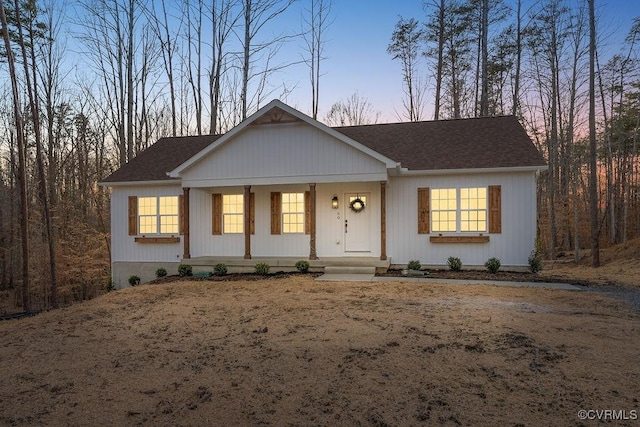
[282,0,640,123]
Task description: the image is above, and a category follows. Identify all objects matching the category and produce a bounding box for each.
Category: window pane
[160,215,178,233]
[138,197,156,216]
[159,196,178,215]
[139,216,157,234]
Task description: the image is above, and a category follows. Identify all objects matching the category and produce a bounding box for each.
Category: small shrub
[105,278,115,292]
[528,249,543,273]
[155,267,168,278]
[447,256,462,272]
[214,263,228,276]
[128,275,141,286]
[407,260,421,271]
[485,257,501,274]
[178,263,193,277]
[295,260,310,273]
[255,263,270,275]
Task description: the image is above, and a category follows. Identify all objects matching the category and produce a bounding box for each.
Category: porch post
[380,181,387,261]
[244,185,251,259]
[309,183,318,260]
[183,187,191,259]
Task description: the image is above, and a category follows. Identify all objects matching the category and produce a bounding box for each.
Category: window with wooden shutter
[271,192,281,234]
[417,188,430,234]
[128,196,138,235]
[212,193,222,235]
[488,185,502,233]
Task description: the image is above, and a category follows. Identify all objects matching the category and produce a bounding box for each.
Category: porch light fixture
[331,195,339,209]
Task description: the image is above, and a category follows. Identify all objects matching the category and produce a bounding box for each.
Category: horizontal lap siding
[387,173,537,267]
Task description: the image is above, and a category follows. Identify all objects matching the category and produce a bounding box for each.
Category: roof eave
[99,179,182,187]
[398,165,548,176]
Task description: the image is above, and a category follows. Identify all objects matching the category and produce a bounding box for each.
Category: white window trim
[431,187,488,233]
[139,196,179,235]
[223,194,244,234]
[281,192,305,234]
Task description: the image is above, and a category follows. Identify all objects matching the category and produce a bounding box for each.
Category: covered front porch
[180,181,389,262]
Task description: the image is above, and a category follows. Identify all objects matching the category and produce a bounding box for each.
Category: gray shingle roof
[101,115,545,184]
[101,134,222,183]
[335,116,546,170]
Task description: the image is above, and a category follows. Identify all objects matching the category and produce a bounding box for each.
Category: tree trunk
[589,0,600,267]
[0,0,30,312]
[434,0,445,120]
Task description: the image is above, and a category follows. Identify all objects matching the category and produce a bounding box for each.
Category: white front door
[344,193,371,252]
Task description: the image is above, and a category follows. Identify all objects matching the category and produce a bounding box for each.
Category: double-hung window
[223,194,244,234]
[138,196,179,234]
[282,193,305,233]
[430,187,487,233]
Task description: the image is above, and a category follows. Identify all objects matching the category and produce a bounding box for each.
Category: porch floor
[185,256,391,274]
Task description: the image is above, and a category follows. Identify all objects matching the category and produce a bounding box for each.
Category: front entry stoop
[317,265,376,282]
[323,266,376,275]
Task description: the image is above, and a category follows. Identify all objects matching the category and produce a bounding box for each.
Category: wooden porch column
[244,185,251,259]
[309,183,318,260]
[380,181,387,261]
[183,187,191,259]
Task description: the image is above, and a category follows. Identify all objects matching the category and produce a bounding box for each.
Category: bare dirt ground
[1,273,638,426]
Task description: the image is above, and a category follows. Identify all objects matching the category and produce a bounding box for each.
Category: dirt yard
[1,275,638,426]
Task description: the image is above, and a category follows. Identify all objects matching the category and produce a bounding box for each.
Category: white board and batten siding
[111,184,184,263]
[179,123,388,187]
[387,171,538,267]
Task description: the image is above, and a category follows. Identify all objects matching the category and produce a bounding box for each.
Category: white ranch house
[101,100,547,287]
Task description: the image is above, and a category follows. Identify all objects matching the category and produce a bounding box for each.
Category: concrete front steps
[323,266,376,275]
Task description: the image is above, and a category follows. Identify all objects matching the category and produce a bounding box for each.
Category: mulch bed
[148,269,592,286]
[380,269,579,283]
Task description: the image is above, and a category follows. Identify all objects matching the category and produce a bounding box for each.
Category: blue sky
[283,0,640,123]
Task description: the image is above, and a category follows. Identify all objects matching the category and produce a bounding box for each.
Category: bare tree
[239,0,295,120]
[0,0,30,311]
[588,0,600,266]
[479,0,489,116]
[302,0,332,120]
[388,16,425,121]
[207,0,240,133]
[150,0,180,136]
[78,0,143,165]
[425,0,447,120]
[324,92,380,126]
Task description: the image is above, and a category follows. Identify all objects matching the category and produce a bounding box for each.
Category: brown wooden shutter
[304,191,311,235]
[489,185,502,234]
[212,193,222,235]
[271,192,281,234]
[250,193,255,235]
[128,196,138,235]
[178,195,184,235]
[418,188,430,234]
